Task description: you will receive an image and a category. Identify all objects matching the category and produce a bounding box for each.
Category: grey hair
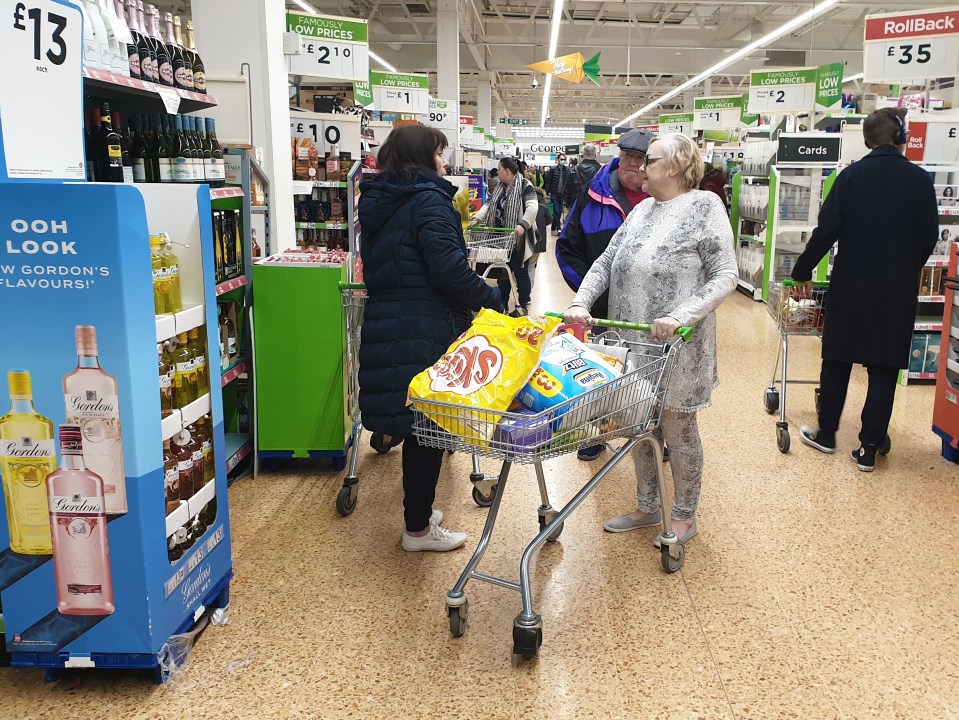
[582,144,598,160]
[653,133,705,190]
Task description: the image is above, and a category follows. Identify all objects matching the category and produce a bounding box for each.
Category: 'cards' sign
[776,134,842,164]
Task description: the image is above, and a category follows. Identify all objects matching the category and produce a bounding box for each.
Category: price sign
[658,113,694,137]
[458,117,474,145]
[423,99,456,130]
[713,146,747,164]
[290,111,362,158]
[286,12,370,83]
[905,121,959,164]
[748,68,817,114]
[864,8,959,82]
[371,72,429,114]
[0,0,84,180]
[693,97,745,130]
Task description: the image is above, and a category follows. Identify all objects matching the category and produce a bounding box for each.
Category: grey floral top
[571,190,737,412]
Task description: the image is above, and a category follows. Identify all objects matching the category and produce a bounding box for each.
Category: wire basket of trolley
[464,225,519,311]
[763,278,829,454]
[408,314,692,660]
[335,282,403,516]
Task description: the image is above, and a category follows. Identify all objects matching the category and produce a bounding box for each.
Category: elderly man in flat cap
[556,129,654,461]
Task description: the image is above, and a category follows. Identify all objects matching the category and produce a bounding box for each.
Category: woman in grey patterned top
[564,134,737,544]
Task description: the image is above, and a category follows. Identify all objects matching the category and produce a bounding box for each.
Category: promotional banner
[658,113,695,137]
[747,63,845,114]
[467,174,485,212]
[423,99,456,131]
[527,52,601,85]
[904,120,959,163]
[286,12,369,83]
[863,7,959,82]
[352,80,374,108]
[583,124,614,143]
[458,117,475,146]
[370,72,429,114]
[694,96,749,130]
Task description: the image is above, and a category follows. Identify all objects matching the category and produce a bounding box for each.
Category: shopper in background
[563,144,603,211]
[487,167,500,196]
[564,133,737,543]
[472,156,539,315]
[700,162,729,210]
[358,124,501,552]
[557,128,654,462]
[530,186,553,290]
[544,154,572,233]
[794,107,939,471]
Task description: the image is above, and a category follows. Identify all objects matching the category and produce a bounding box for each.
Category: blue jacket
[358,170,501,438]
[556,158,648,318]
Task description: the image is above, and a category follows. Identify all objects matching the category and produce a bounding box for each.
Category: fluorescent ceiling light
[540,0,565,127]
[613,0,842,129]
[843,72,864,83]
[369,50,397,73]
[291,0,318,13]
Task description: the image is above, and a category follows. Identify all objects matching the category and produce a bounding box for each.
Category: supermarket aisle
[2,239,958,720]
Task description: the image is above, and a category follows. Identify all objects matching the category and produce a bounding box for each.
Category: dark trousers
[550,192,564,231]
[497,261,531,308]
[818,359,899,446]
[402,435,445,532]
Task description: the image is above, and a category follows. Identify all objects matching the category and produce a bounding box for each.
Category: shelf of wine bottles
[83,67,217,112]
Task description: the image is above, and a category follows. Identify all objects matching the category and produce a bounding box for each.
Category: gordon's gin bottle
[47,425,115,616]
[63,326,126,515]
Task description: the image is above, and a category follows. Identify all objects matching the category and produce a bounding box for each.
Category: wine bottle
[99,103,124,183]
[163,439,179,515]
[164,12,190,92]
[158,343,173,416]
[135,1,157,83]
[223,210,238,278]
[116,111,134,184]
[46,425,115,616]
[82,0,113,72]
[185,21,205,94]
[232,210,243,277]
[173,332,198,406]
[171,115,190,183]
[96,0,129,76]
[153,114,174,184]
[150,5,173,87]
[173,16,194,91]
[171,429,195,501]
[116,0,139,78]
[191,116,206,183]
[150,234,170,313]
[84,109,98,182]
[212,211,224,282]
[158,233,182,311]
[196,117,211,184]
[187,327,209,396]
[205,118,225,186]
[129,114,151,183]
[76,1,102,70]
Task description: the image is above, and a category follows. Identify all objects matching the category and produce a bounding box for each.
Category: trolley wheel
[335,484,357,516]
[472,484,497,508]
[512,625,542,660]
[879,435,892,456]
[815,387,821,416]
[448,600,468,638]
[538,515,564,543]
[777,425,790,454]
[661,542,685,574]
[763,387,780,414]
[370,433,392,454]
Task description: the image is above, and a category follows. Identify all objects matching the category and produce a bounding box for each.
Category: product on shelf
[158,343,173,416]
[252,229,262,259]
[63,325,127,516]
[294,137,319,180]
[134,1,157,83]
[187,327,209,395]
[325,145,340,179]
[213,209,243,282]
[163,438,179,514]
[170,429,195,505]
[82,0,113,72]
[185,20,206,94]
[47,424,116,616]
[195,415,214,482]
[173,332,199,405]
[219,302,239,364]
[237,385,250,435]
[123,0,141,79]
[184,423,204,500]
[149,4,173,87]
[0,371,56,555]
[158,233,183,309]
[150,235,177,314]
[99,103,125,183]
[170,14,194,91]
[205,118,226,185]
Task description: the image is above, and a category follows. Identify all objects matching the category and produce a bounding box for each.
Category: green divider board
[253,262,348,456]
[762,168,779,302]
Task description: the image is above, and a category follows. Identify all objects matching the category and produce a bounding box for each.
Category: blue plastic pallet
[932,425,959,463]
[259,435,354,471]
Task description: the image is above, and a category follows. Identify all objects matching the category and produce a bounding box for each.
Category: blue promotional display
[0,182,233,674]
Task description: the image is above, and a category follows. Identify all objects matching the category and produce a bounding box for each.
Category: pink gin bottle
[46,425,115,616]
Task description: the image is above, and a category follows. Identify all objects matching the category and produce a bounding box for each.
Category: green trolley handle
[338,282,366,290]
[545,312,693,341]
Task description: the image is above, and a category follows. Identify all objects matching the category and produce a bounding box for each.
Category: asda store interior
[0,0,958,718]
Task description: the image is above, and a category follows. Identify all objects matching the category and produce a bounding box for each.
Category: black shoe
[663,446,670,463]
[800,426,836,454]
[852,444,877,472]
[577,444,603,461]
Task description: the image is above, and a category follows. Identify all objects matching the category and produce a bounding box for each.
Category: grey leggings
[633,410,703,522]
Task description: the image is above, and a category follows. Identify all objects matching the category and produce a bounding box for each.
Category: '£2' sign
[429,336,503,396]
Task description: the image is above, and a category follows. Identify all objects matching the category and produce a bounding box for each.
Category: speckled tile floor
[2,240,958,720]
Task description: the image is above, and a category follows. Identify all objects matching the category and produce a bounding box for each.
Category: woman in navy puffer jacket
[358,124,501,552]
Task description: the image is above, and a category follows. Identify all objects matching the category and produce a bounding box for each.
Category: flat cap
[617,129,655,155]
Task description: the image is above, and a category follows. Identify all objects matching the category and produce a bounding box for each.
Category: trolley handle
[782,278,828,287]
[468,225,515,233]
[338,282,366,290]
[545,312,693,341]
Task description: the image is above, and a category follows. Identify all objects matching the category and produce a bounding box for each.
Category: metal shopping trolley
[466,225,519,312]
[409,316,691,660]
[764,279,828,453]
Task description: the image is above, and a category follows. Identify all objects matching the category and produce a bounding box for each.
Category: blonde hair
[654,133,704,190]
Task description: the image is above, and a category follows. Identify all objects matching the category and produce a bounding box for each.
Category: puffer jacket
[358,170,501,438]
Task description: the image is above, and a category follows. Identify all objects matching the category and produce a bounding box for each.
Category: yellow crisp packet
[407,310,561,445]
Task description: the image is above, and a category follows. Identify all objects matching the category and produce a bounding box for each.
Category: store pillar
[477,71,492,136]
[436,0,461,159]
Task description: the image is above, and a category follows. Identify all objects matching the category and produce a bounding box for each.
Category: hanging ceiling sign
[747,63,845,114]
[777,134,843,164]
[904,119,959,164]
[286,12,370,83]
[353,80,374,108]
[527,52,601,85]
[458,117,474,145]
[0,0,85,180]
[494,140,516,155]
[658,113,695,137]
[290,111,362,158]
[693,96,747,130]
[370,71,429,114]
[500,117,529,125]
[863,7,959,82]
[422,98,456,131]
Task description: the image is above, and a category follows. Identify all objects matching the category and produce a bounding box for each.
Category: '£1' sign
[429,336,504,396]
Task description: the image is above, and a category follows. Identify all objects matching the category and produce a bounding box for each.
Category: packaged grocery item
[408,310,561,442]
[293,137,319,180]
[493,409,553,451]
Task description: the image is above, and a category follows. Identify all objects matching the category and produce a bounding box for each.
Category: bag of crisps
[407,310,561,444]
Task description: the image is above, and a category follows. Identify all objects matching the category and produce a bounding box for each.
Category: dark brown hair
[378,124,449,177]
[863,107,907,149]
[499,156,520,174]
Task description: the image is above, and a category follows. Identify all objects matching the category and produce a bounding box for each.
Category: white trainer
[402,523,468,552]
[430,509,443,526]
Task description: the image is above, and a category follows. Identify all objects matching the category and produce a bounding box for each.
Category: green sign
[353,80,374,107]
[658,112,694,124]
[473,127,485,134]
[499,118,529,125]
[750,68,818,87]
[815,62,844,110]
[369,71,430,90]
[286,12,368,43]
[695,96,742,111]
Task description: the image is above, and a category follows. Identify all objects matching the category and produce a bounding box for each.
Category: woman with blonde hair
[564,133,737,544]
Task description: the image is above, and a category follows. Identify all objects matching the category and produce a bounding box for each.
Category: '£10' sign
[429,336,504,396]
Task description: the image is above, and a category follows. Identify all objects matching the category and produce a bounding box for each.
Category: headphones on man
[892,112,908,145]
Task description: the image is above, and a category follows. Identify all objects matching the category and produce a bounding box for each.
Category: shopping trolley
[409,315,691,660]
[466,225,519,312]
[764,279,828,453]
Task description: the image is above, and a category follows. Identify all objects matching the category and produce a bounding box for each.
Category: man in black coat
[794,107,939,471]
[563,143,602,210]
[544,154,571,233]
